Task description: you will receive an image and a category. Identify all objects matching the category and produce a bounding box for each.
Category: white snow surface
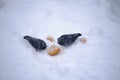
[0,0,120,80]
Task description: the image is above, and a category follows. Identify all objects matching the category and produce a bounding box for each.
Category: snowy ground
[0,0,120,80]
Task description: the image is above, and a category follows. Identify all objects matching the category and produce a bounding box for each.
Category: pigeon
[57,33,82,46]
[24,36,47,51]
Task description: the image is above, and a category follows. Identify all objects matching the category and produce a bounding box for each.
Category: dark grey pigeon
[57,33,82,46]
[24,36,47,51]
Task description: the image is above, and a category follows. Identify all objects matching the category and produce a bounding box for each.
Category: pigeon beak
[77,33,82,36]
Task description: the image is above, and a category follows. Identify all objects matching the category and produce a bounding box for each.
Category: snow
[0,0,120,80]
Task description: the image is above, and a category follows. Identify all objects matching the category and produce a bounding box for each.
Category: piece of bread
[80,37,87,43]
[46,36,55,42]
[48,45,60,56]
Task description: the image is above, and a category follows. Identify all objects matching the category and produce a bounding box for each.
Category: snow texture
[0,0,120,80]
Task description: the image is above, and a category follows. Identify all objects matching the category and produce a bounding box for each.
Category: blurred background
[0,0,120,80]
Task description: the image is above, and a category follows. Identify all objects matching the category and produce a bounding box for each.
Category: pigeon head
[72,33,82,38]
[23,36,32,40]
[77,33,82,36]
